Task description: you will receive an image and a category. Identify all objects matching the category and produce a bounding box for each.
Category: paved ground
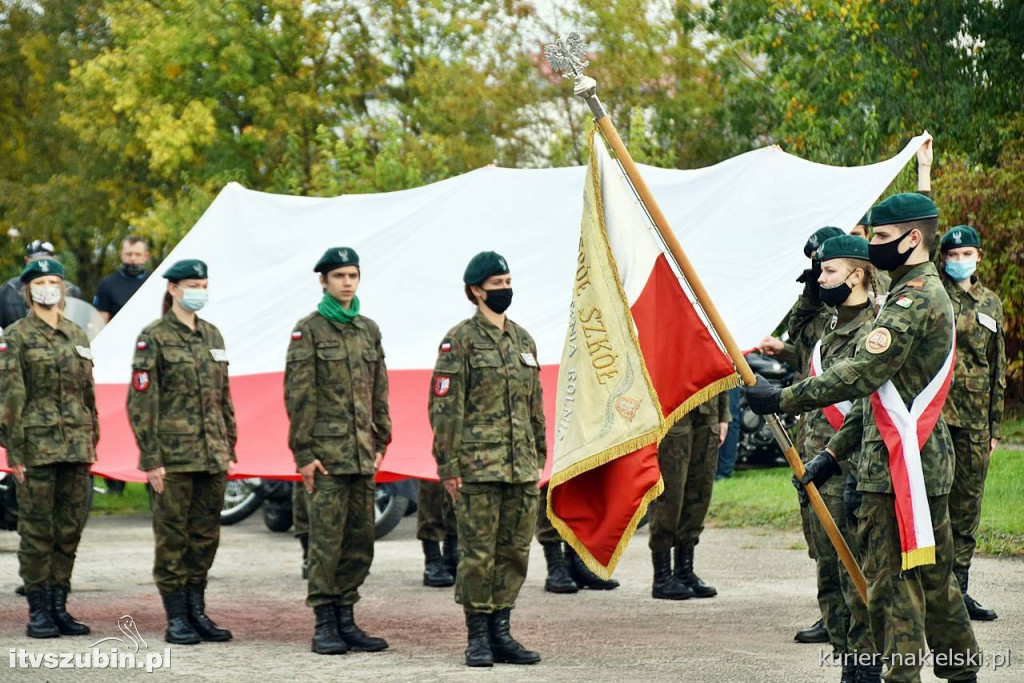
[1,512,1020,681]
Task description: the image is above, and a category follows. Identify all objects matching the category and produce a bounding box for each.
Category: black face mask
[483,287,513,314]
[868,228,915,271]
[819,281,852,307]
[121,263,145,277]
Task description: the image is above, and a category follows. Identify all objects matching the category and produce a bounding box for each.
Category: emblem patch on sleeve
[977,312,997,332]
[0,342,7,352]
[905,279,924,290]
[865,328,893,354]
[136,340,149,351]
[439,341,452,352]
[291,330,303,341]
[894,296,913,308]
[132,370,150,392]
[434,375,452,396]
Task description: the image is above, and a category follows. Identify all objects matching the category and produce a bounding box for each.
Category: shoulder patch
[434,375,452,397]
[440,341,452,352]
[977,312,997,333]
[905,279,924,290]
[132,370,150,392]
[136,340,149,351]
[0,341,7,352]
[291,330,303,341]
[894,296,913,309]
[865,327,893,355]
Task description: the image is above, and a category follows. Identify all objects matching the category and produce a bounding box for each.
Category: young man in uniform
[284,247,391,656]
[940,225,1005,622]
[748,193,980,683]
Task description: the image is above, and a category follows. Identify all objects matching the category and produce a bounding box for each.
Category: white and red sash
[869,311,956,570]
[809,340,852,432]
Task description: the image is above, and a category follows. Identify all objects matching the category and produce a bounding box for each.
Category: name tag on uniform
[74,345,93,360]
[210,349,228,362]
[520,352,538,367]
[977,312,997,332]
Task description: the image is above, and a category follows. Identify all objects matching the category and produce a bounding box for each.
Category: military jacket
[284,312,391,474]
[665,389,730,436]
[940,276,1005,439]
[0,314,98,466]
[799,303,874,496]
[128,310,237,473]
[780,262,956,496]
[777,293,834,384]
[429,310,546,484]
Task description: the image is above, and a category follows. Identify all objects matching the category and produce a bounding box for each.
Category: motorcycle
[221,477,419,539]
[736,352,797,467]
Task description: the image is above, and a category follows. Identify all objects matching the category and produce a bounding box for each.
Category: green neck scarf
[318,293,360,324]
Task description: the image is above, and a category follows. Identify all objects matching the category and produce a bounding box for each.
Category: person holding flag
[428,251,545,668]
[747,194,980,683]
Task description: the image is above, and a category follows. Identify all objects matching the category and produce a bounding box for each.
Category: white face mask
[30,284,62,307]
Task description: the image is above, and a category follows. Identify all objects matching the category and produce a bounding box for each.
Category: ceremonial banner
[548,133,739,576]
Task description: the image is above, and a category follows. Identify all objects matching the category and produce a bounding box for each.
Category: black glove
[791,474,809,508]
[745,375,781,415]
[842,475,862,525]
[797,450,842,491]
[796,259,822,303]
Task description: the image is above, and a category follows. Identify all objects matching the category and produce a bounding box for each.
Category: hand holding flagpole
[545,32,867,603]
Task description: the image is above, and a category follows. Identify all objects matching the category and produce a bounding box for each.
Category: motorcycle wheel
[262,503,294,533]
[221,478,263,526]
[374,488,408,539]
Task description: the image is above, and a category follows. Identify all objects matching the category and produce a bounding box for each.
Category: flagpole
[544,35,867,603]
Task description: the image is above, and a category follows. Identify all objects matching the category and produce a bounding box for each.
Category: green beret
[804,227,845,258]
[816,235,870,263]
[463,251,510,286]
[163,259,208,282]
[856,212,870,227]
[867,193,938,227]
[20,258,65,284]
[940,225,981,252]
[314,247,360,274]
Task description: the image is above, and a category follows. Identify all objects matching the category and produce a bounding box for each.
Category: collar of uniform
[471,308,517,345]
[323,313,364,334]
[25,311,70,338]
[890,261,935,291]
[162,308,205,338]
[835,301,870,332]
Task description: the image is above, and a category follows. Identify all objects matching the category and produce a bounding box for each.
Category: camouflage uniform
[429,310,544,615]
[285,311,390,608]
[417,478,456,542]
[128,310,237,595]
[799,303,874,657]
[648,391,729,552]
[941,275,1005,573]
[293,482,310,538]
[780,262,979,682]
[0,315,98,593]
[534,485,559,545]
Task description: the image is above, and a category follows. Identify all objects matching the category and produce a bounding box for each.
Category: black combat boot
[25,588,60,639]
[854,662,882,683]
[840,658,857,683]
[464,613,493,667]
[422,540,455,587]
[443,533,459,576]
[956,569,997,621]
[674,545,717,598]
[186,585,232,641]
[311,604,347,655]
[299,535,309,579]
[794,617,829,643]
[651,549,693,600]
[51,585,90,636]
[335,604,388,651]
[542,542,578,593]
[488,609,540,665]
[161,589,201,645]
[566,543,619,590]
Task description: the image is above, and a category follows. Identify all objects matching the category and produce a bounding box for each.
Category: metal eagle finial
[544,32,590,79]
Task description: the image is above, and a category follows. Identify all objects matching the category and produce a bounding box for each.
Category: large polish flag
[547,132,738,576]
[0,135,930,482]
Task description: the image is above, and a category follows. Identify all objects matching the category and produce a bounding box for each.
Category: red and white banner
[0,136,931,482]
[809,340,852,432]
[869,312,956,569]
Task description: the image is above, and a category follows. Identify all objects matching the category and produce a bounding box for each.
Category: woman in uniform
[428,251,545,668]
[1,257,97,638]
[127,259,236,645]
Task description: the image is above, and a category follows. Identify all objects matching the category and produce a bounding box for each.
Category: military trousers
[455,481,539,614]
[857,493,979,682]
[648,418,718,551]
[948,426,991,573]
[292,482,310,539]
[837,494,874,658]
[416,478,456,542]
[534,484,560,544]
[16,462,91,593]
[151,471,226,596]
[306,472,375,608]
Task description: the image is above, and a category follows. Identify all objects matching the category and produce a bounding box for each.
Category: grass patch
[707,448,1024,557]
[89,481,151,516]
[1002,415,1024,444]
